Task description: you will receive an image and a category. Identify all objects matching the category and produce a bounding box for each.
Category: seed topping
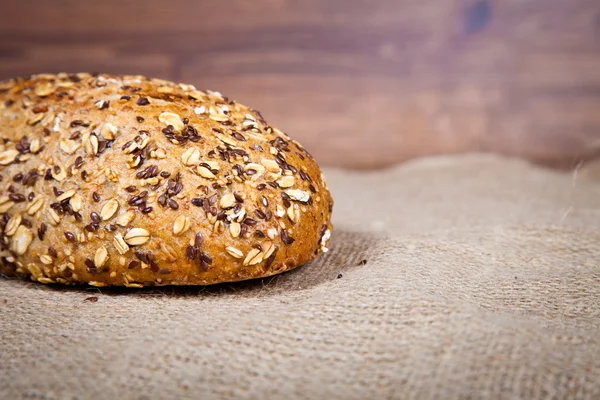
[100,199,119,220]
[158,112,185,133]
[226,246,243,259]
[5,213,22,236]
[124,228,150,246]
[11,225,33,255]
[173,215,190,235]
[114,233,130,254]
[116,211,135,227]
[94,246,109,268]
[243,248,263,266]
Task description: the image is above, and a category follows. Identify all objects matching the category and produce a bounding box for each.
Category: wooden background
[1,0,600,169]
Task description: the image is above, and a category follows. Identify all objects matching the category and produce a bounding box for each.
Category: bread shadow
[14,229,377,298]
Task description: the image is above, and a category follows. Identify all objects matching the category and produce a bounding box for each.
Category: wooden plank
[0,0,599,168]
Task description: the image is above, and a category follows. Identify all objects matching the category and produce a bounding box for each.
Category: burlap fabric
[1,154,599,399]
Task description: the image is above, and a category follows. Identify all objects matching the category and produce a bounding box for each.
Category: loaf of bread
[0,73,333,287]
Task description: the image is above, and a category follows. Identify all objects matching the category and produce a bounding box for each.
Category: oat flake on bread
[0,73,333,287]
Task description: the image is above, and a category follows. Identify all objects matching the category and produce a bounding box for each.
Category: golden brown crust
[0,73,333,287]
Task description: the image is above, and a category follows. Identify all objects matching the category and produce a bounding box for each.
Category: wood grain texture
[1,0,600,169]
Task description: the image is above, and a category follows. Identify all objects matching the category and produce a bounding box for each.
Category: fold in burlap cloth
[1,155,599,399]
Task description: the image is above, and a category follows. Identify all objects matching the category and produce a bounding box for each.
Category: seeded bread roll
[0,73,333,287]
